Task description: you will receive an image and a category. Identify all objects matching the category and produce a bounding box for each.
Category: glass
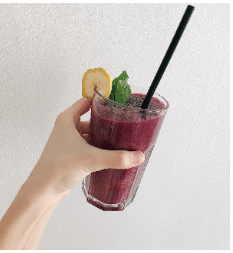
[82,84,169,211]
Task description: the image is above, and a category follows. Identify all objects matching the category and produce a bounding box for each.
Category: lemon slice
[82,68,112,99]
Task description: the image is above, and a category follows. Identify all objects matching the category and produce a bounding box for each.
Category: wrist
[22,169,69,209]
[20,179,63,209]
[24,161,72,202]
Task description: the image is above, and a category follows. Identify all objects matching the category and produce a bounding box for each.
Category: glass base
[82,180,131,211]
[87,196,125,211]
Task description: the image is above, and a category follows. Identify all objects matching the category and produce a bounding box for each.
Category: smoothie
[84,92,167,210]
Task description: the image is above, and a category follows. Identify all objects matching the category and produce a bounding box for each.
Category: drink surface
[87,93,166,205]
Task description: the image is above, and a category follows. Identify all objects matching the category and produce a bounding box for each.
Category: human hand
[25,97,145,197]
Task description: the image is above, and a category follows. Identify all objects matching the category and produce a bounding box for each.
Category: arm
[0,166,64,250]
[0,97,145,250]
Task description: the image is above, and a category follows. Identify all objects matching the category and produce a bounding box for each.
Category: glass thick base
[82,145,155,211]
[82,180,137,211]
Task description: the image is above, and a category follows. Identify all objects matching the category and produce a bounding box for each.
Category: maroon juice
[84,92,168,211]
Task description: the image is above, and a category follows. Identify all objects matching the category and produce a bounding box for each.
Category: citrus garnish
[82,68,112,99]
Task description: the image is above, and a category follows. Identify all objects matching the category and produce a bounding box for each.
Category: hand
[25,97,145,197]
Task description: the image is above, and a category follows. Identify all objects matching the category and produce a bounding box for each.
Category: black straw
[140,5,195,110]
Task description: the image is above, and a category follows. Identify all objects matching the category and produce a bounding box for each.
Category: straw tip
[188,5,195,10]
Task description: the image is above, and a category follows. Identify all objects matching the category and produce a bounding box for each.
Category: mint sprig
[108,71,131,105]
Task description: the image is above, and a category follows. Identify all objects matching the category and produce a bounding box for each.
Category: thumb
[94,149,145,171]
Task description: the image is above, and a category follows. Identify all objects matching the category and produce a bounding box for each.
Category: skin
[0,97,145,250]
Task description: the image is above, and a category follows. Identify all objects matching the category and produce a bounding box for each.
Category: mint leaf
[117,70,129,80]
[115,85,125,105]
[108,71,131,105]
[125,84,131,100]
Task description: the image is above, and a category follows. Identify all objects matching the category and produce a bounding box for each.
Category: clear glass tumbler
[82,84,169,211]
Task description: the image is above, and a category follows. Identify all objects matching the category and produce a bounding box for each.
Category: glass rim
[94,86,169,113]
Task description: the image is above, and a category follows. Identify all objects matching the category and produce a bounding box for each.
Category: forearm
[0,179,63,250]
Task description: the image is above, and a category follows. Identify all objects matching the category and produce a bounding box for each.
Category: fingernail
[133,151,145,165]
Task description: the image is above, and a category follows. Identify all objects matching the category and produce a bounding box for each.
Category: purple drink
[82,86,169,211]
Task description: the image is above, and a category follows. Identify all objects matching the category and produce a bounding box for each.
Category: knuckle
[55,112,66,125]
[119,151,131,167]
[55,113,62,124]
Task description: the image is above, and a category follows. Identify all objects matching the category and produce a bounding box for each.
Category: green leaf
[114,83,124,103]
[108,71,131,106]
[117,70,129,80]
[125,85,131,100]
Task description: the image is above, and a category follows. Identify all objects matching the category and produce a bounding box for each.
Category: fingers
[71,97,92,116]
[93,149,145,171]
[67,97,92,126]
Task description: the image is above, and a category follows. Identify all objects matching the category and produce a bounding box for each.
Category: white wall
[0,3,229,250]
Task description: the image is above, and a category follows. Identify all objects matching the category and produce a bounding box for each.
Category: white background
[0,3,229,250]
